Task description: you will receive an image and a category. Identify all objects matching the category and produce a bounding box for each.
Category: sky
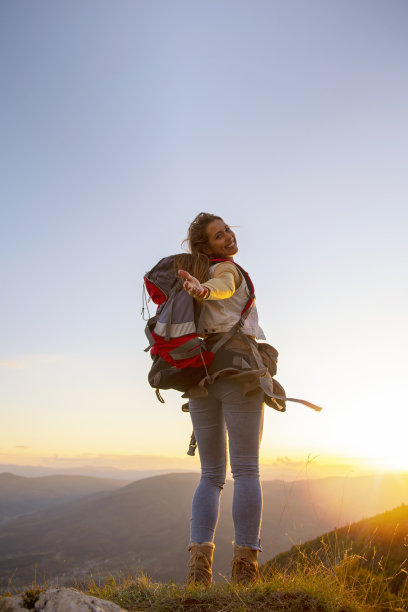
[1,0,407,479]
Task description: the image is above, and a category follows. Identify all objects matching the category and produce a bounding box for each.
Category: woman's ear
[202,245,212,255]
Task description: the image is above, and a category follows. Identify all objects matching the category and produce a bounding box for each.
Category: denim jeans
[188,377,264,551]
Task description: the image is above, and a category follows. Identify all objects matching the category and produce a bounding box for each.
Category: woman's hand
[178,270,208,299]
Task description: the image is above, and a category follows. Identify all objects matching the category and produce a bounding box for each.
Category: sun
[370,452,408,473]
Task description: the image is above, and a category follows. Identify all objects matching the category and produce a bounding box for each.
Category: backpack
[143,255,256,401]
[142,254,323,454]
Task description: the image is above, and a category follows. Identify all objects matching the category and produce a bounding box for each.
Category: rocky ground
[0,587,130,612]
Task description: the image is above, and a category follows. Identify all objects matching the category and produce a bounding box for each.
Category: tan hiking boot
[187,542,215,586]
[231,544,261,585]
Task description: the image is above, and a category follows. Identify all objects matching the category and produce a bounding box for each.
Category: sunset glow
[1,1,407,486]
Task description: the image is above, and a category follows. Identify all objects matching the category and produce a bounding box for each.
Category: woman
[177,212,272,587]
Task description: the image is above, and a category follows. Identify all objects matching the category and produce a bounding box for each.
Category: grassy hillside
[262,504,408,609]
[86,573,364,611]
[2,567,402,611]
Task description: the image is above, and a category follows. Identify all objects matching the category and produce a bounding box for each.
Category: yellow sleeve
[201,262,242,300]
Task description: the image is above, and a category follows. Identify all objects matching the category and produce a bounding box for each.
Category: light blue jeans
[189,377,264,551]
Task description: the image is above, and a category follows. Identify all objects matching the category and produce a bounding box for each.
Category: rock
[0,588,130,612]
[35,588,128,611]
[0,595,25,612]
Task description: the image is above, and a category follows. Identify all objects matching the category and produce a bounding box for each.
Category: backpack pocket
[257,342,278,377]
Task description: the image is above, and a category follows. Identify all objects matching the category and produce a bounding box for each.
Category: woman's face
[203,219,238,258]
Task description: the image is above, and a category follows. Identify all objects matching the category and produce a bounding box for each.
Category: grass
[21,587,45,609]
[87,573,357,611]
[2,571,406,611]
[2,540,408,611]
[261,533,408,612]
[84,571,368,612]
[83,539,408,612]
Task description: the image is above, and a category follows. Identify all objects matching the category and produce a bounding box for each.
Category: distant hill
[262,504,408,599]
[0,472,407,588]
[0,463,195,480]
[0,472,129,524]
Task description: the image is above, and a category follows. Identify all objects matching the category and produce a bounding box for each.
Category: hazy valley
[0,470,407,589]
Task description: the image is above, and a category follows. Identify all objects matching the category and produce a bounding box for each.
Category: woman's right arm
[178,270,208,299]
[179,262,241,301]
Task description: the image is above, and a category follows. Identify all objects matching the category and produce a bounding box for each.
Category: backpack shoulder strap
[209,258,255,320]
[206,259,256,355]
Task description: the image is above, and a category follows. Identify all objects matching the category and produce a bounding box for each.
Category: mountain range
[0,463,188,481]
[0,472,129,525]
[0,471,407,588]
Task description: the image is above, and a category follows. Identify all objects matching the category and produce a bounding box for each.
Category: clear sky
[1,0,407,478]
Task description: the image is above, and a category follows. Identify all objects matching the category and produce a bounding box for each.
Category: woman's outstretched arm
[179,262,241,300]
[178,269,209,299]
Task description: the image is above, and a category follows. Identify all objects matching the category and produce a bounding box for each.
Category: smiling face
[203,219,238,258]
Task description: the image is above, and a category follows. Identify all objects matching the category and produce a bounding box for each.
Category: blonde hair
[174,212,222,283]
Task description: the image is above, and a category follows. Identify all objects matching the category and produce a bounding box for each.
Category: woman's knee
[230,458,260,480]
[200,465,227,490]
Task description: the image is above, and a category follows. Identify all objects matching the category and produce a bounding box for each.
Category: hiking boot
[231,544,261,585]
[187,542,215,586]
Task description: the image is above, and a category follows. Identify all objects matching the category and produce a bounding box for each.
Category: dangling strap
[155,388,165,403]
[239,330,323,412]
[187,431,197,456]
[141,283,151,321]
[282,398,323,412]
